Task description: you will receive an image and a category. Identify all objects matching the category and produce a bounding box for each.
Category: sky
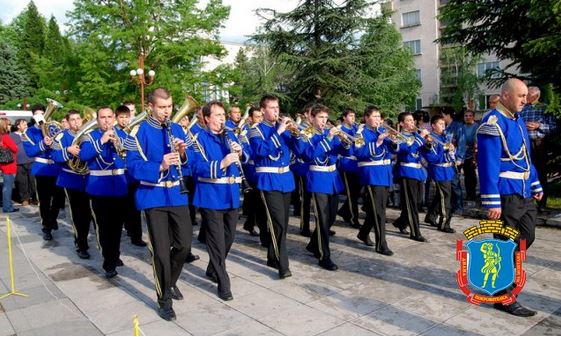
[0,0,300,43]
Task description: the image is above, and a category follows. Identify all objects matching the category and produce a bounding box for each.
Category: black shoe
[218,290,233,301]
[300,228,312,237]
[438,227,456,233]
[77,250,90,259]
[319,259,338,271]
[425,218,438,227]
[494,302,536,317]
[329,230,336,236]
[105,270,118,279]
[247,229,259,237]
[116,259,124,267]
[357,233,374,247]
[376,248,394,256]
[170,286,184,300]
[266,259,279,269]
[205,271,218,283]
[279,269,292,279]
[306,245,321,259]
[185,252,200,263]
[350,221,362,229]
[131,238,147,247]
[411,236,428,242]
[43,231,53,241]
[157,307,176,321]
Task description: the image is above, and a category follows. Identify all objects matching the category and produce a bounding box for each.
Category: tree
[0,41,29,104]
[15,1,47,91]
[439,46,481,113]
[67,0,230,107]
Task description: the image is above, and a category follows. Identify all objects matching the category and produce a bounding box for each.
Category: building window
[402,10,420,27]
[404,40,421,55]
[477,61,500,78]
[415,69,422,81]
[415,98,423,110]
[478,94,497,110]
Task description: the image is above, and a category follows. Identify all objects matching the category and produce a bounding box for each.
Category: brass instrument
[280,116,300,137]
[172,96,199,124]
[378,123,414,146]
[163,119,188,194]
[325,124,354,146]
[354,124,365,147]
[41,98,64,138]
[68,109,98,174]
[124,110,148,133]
[109,127,127,159]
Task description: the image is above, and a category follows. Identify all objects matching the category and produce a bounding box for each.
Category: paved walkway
[1,204,561,335]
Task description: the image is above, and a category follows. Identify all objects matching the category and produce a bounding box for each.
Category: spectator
[0,118,19,213]
[11,119,37,206]
[462,110,480,202]
[488,95,500,111]
[442,108,466,214]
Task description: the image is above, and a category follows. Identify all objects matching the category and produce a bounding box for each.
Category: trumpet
[280,115,301,137]
[163,119,188,194]
[377,123,415,146]
[325,124,354,146]
[108,127,127,159]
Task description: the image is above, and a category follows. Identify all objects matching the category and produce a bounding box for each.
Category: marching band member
[51,110,92,259]
[248,94,296,279]
[478,78,542,317]
[337,108,362,228]
[294,104,351,270]
[23,104,65,241]
[392,112,430,242]
[225,105,241,129]
[353,106,396,256]
[80,107,128,278]
[192,101,247,301]
[114,105,147,247]
[423,114,456,233]
[126,88,193,321]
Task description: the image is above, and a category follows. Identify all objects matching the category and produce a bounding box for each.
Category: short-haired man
[463,109,479,201]
[225,105,241,129]
[488,95,500,110]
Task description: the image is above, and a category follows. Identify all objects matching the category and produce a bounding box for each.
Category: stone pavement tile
[86,298,161,335]
[172,284,223,315]
[0,284,65,312]
[442,306,542,335]
[226,286,301,319]
[109,319,191,336]
[0,312,15,336]
[6,298,85,332]
[318,322,381,336]
[267,276,340,304]
[420,323,482,336]
[522,309,561,336]
[307,288,387,320]
[220,319,281,336]
[393,292,470,323]
[174,303,254,335]
[518,275,561,315]
[257,302,345,335]
[352,304,440,335]
[18,318,102,336]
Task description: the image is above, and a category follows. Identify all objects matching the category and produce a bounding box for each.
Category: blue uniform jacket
[291,121,311,178]
[338,123,358,173]
[80,128,128,197]
[22,125,61,177]
[126,117,193,209]
[395,132,428,181]
[293,128,350,194]
[353,126,396,187]
[114,126,137,185]
[477,103,542,209]
[248,120,296,192]
[424,133,456,182]
[52,129,87,191]
[192,128,247,210]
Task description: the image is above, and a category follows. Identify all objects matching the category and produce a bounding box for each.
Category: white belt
[140,180,180,188]
[198,177,242,184]
[255,166,290,174]
[309,164,337,172]
[35,157,54,165]
[499,171,530,180]
[400,162,422,169]
[435,163,454,168]
[358,159,391,167]
[89,169,125,176]
[62,168,86,175]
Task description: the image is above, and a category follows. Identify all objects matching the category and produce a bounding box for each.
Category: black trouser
[451,171,463,212]
[496,195,537,250]
[243,186,258,232]
[65,188,92,251]
[338,171,361,224]
[531,138,548,209]
[394,177,423,239]
[297,175,312,232]
[15,163,36,202]
[254,189,270,247]
[359,185,389,252]
[185,176,198,225]
[35,175,65,232]
[425,181,452,230]
[123,184,142,241]
[200,208,237,295]
[91,195,127,272]
[260,190,291,272]
[144,206,191,309]
[309,192,338,262]
[463,159,477,201]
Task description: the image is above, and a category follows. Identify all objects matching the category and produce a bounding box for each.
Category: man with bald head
[520,86,557,212]
[477,78,543,317]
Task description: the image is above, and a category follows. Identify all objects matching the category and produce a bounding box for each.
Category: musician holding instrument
[126,88,193,321]
[353,106,396,256]
[293,104,352,271]
[51,110,92,259]
[79,106,128,279]
[423,114,456,233]
[248,95,297,279]
[22,104,65,241]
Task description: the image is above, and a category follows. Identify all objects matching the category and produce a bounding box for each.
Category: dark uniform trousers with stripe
[200,208,237,295]
[124,183,143,241]
[425,181,452,230]
[338,171,361,224]
[496,195,537,250]
[65,188,92,251]
[144,206,191,308]
[297,176,312,233]
[91,195,127,272]
[393,177,423,239]
[260,190,291,273]
[36,176,65,233]
[359,186,389,253]
[308,192,338,262]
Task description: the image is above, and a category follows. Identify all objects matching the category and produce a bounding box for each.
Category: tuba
[124,110,148,133]
[172,96,199,124]
[41,98,64,138]
[68,109,98,174]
